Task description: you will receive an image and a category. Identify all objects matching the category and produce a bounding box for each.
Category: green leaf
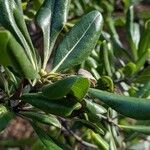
[106,17,130,60]
[97,76,114,92]
[32,140,47,150]
[20,111,61,128]
[123,62,137,76]
[52,10,103,72]
[135,48,150,72]
[86,113,105,132]
[21,93,81,117]
[85,99,107,114]
[0,30,38,80]
[86,56,98,69]
[138,20,150,57]
[0,105,14,132]
[135,66,150,83]
[90,131,109,150]
[119,125,150,135]
[5,68,19,89]
[13,0,36,53]
[36,0,69,69]
[0,0,37,69]
[126,6,140,61]
[33,0,44,11]
[75,118,104,135]
[108,124,117,150]
[13,0,39,69]
[89,88,150,120]
[42,76,90,101]
[32,122,62,150]
[136,81,150,98]
[103,41,113,77]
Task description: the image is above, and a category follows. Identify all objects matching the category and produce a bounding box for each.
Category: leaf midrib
[52,13,100,72]
[4,0,36,69]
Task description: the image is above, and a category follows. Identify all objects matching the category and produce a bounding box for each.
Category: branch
[61,119,98,149]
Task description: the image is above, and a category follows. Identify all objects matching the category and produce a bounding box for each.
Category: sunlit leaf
[20,111,61,128]
[36,0,69,69]
[42,76,89,101]
[52,10,103,72]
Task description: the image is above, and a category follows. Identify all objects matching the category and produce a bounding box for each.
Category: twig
[61,119,98,149]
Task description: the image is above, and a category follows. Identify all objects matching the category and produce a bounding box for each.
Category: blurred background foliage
[0,0,150,150]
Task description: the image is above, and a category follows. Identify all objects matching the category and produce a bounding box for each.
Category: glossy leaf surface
[85,99,107,114]
[120,125,150,135]
[42,76,90,101]
[52,10,103,72]
[36,0,69,69]
[89,88,150,120]
[21,93,81,117]
[20,111,61,128]
[0,0,37,69]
